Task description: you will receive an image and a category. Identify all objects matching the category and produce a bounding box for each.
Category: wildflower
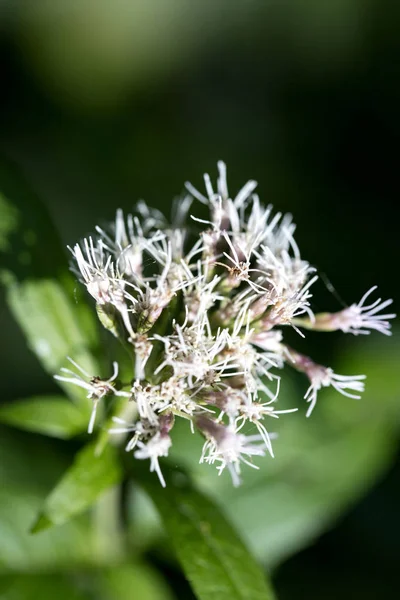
[130,381,160,425]
[95,209,145,277]
[216,231,271,293]
[54,358,123,433]
[70,238,136,339]
[304,369,366,417]
[133,334,153,380]
[292,286,395,336]
[134,432,172,488]
[286,348,366,416]
[235,397,297,457]
[197,416,267,486]
[55,162,394,486]
[341,286,395,335]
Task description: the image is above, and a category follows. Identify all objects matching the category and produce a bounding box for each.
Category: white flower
[284,347,367,417]
[251,329,286,359]
[259,274,318,336]
[231,195,282,256]
[157,376,211,420]
[131,381,159,425]
[304,366,366,417]
[183,261,223,325]
[216,231,271,294]
[291,286,395,337]
[331,286,395,336]
[70,238,136,338]
[198,418,267,486]
[186,160,257,232]
[129,240,198,333]
[235,396,296,457]
[57,161,393,487]
[134,432,172,487]
[136,199,167,232]
[70,238,118,305]
[263,212,297,256]
[95,209,144,277]
[133,334,153,380]
[109,417,157,451]
[54,358,122,433]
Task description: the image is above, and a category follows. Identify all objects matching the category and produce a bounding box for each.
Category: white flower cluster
[55,162,395,486]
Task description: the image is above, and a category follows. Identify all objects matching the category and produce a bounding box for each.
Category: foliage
[0,157,398,600]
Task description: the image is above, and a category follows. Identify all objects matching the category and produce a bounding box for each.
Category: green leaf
[0,563,174,600]
[0,573,90,600]
[31,442,123,533]
[168,333,400,568]
[0,395,89,439]
[98,564,174,600]
[0,157,101,407]
[132,462,276,600]
[0,426,98,573]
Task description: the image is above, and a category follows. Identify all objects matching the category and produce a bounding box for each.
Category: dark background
[0,1,399,598]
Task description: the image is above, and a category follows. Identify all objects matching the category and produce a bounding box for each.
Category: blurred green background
[0,1,399,598]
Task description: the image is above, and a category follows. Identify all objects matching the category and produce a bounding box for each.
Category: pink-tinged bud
[198,389,243,418]
[292,287,395,336]
[87,277,112,304]
[248,292,276,320]
[196,415,224,440]
[285,347,365,417]
[159,412,175,435]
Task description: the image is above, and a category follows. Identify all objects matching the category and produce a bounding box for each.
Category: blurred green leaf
[6,279,99,406]
[0,395,88,438]
[169,334,400,567]
[0,563,174,600]
[133,463,275,600]
[0,426,98,573]
[98,563,174,600]
[0,573,89,600]
[31,442,123,533]
[0,157,100,408]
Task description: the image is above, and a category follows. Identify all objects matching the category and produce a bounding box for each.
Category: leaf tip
[30,512,53,534]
